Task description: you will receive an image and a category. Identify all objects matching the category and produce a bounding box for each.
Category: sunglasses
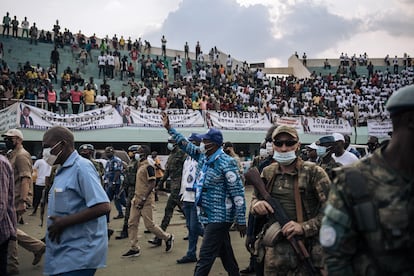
[273,140,298,147]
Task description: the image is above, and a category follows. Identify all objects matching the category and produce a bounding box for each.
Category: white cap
[2,129,24,139]
[306,142,319,150]
[332,133,345,142]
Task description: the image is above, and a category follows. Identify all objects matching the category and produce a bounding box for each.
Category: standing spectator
[226,54,233,75]
[50,47,60,74]
[2,12,11,38]
[11,16,19,38]
[184,41,189,59]
[393,55,399,74]
[176,133,203,264]
[0,149,16,276]
[161,35,167,57]
[302,52,307,66]
[70,84,82,114]
[250,126,331,275]
[107,52,115,79]
[29,22,38,45]
[82,83,96,111]
[59,86,70,115]
[148,137,186,246]
[52,20,60,40]
[46,83,58,113]
[30,155,51,216]
[2,129,46,275]
[195,41,201,60]
[20,17,29,38]
[41,126,110,276]
[161,113,246,275]
[97,51,107,79]
[122,145,174,257]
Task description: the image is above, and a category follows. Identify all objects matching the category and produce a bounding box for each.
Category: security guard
[116,145,140,240]
[79,144,105,186]
[321,84,414,275]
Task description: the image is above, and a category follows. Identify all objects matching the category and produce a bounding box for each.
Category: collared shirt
[0,155,16,244]
[7,144,32,204]
[180,155,198,202]
[104,155,123,184]
[45,151,109,275]
[169,128,246,226]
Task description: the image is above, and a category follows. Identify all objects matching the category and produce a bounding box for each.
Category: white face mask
[273,150,297,166]
[167,143,175,151]
[134,153,141,161]
[43,141,62,166]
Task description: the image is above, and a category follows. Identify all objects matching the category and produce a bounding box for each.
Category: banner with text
[303,116,353,134]
[273,116,304,134]
[367,119,393,138]
[0,103,19,132]
[204,110,272,130]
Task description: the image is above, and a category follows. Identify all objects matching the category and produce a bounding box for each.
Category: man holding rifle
[248,125,331,275]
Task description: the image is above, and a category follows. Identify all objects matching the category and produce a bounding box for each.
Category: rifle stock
[245,167,317,275]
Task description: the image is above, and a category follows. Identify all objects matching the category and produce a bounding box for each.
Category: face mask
[134,153,140,161]
[5,139,15,150]
[273,150,297,166]
[167,143,175,151]
[43,141,62,166]
[316,146,327,157]
[259,148,268,157]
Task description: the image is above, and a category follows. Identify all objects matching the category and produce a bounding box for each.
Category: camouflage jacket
[160,147,186,189]
[123,159,139,187]
[317,153,342,181]
[321,143,414,275]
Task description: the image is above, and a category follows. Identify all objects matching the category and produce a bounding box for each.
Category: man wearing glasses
[250,125,331,275]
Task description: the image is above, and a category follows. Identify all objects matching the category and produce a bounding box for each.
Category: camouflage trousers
[122,185,136,230]
[160,187,182,231]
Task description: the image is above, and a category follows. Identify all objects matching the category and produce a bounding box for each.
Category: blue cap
[188,133,201,142]
[197,128,223,146]
[319,135,335,145]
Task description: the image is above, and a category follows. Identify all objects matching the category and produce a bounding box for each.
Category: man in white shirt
[31,157,51,216]
[331,133,359,165]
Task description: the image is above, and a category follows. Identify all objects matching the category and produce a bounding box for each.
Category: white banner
[17,103,124,130]
[125,107,204,128]
[367,119,393,138]
[273,116,304,134]
[0,103,19,132]
[205,111,272,130]
[303,116,353,134]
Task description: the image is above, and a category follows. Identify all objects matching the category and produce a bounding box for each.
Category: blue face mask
[273,150,297,166]
[316,146,327,157]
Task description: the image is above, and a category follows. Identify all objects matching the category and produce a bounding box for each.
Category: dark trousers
[160,188,181,231]
[0,239,9,276]
[182,201,203,259]
[194,222,240,276]
[32,184,45,213]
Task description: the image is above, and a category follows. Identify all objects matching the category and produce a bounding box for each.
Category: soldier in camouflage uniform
[116,145,140,240]
[149,136,187,246]
[316,135,342,181]
[320,84,414,275]
[250,126,331,275]
[78,144,105,186]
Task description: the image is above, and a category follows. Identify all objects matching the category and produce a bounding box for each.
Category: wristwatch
[142,196,147,201]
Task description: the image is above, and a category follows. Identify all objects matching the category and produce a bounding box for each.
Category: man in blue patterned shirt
[162,112,246,276]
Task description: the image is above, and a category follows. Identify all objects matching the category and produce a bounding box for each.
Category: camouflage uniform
[252,158,331,275]
[321,143,414,275]
[121,159,139,232]
[317,154,342,181]
[159,146,186,231]
[91,159,105,186]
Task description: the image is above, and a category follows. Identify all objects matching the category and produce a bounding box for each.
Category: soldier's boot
[116,224,128,240]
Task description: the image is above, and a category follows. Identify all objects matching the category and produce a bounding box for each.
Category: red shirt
[70,90,82,103]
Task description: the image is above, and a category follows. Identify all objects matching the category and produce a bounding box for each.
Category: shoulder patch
[320,225,337,247]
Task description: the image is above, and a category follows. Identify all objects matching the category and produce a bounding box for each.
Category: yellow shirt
[83,89,95,104]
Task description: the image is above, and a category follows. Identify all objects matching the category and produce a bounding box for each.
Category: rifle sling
[294,177,304,223]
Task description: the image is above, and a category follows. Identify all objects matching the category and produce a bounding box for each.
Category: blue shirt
[169,128,246,225]
[44,151,109,275]
[104,155,123,184]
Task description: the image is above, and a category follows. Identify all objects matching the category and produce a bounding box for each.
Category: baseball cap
[272,125,298,140]
[188,133,201,142]
[306,142,318,150]
[386,84,414,115]
[2,129,24,139]
[197,128,223,146]
[318,135,335,145]
[128,145,141,152]
[332,133,345,142]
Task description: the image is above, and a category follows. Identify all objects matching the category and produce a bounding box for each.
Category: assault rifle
[245,167,317,276]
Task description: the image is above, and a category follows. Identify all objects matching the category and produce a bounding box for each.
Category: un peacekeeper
[316,135,342,181]
[250,125,331,275]
[79,144,105,186]
[149,136,186,246]
[321,84,414,275]
[116,145,141,240]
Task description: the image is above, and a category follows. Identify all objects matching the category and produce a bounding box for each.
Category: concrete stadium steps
[307,65,393,78]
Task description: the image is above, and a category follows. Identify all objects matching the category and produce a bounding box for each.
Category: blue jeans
[51,268,96,276]
[106,184,126,217]
[194,222,240,276]
[182,201,203,259]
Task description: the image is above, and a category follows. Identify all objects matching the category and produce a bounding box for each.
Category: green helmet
[128,145,141,153]
[79,144,94,151]
[386,85,414,115]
